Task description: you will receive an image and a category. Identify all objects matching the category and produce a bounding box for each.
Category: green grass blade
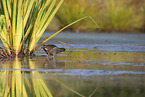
[12,0,17,40]
[24,0,35,27]
[28,59,53,97]
[37,0,64,37]
[36,0,51,30]
[0,34,10,50]
[0,15,11,51]
[7,0,12,18]
[23,83,28,97]
[55,79,85,97]
[52,39,73,47]
[36,80,48,97]
[34,16,89,52]
[18,20,35,53]
[89,87,97,97]
[37,0,56,34]
[11,73,15,97]
[24,0,29,15]
[14,0,23,54]
[27,0,56,51]
[1,0,9,21]
[28,0,64,53]
[14,58,22,97]
[39,79,53,97]
[1,71,7,97]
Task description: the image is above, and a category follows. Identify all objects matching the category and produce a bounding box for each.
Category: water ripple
[0,69,145,76]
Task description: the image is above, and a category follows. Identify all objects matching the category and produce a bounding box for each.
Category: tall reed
[0,0,64,56]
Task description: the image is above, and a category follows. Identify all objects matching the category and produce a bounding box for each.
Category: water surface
[0,32,145,97]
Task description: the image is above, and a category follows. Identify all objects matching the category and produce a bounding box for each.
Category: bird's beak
[65,50,67,53]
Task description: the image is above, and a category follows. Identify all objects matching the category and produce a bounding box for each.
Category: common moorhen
[42,44,66,58]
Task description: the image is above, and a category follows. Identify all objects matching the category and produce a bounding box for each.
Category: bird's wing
[46,44,57,48]
[48,47,58,55]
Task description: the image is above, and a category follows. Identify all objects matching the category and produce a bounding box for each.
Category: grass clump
[0,0,64,57]
[0,0,96,57]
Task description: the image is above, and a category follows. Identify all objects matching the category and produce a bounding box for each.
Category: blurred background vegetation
[0,0,145,33]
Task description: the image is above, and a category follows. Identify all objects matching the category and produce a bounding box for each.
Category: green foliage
[55,0,144,32]
[100,0,144,32]
[0,0,64,56]
[0,9,2,15]
[0,2,2,14]
[56,0,98,32]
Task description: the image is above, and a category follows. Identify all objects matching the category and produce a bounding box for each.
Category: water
[0,32,145,97]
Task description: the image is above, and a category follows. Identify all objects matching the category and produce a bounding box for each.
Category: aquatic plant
[0,0,98,58]
[0,0,64,56]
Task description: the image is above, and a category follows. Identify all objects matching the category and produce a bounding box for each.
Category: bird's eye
[44,48,48,50]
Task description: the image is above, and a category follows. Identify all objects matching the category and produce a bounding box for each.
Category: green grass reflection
[0,57,52,97]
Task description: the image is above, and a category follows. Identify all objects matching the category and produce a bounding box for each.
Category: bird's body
[42,44,66,58]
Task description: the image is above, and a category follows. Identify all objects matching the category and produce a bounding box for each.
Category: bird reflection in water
[43,58,66,69]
